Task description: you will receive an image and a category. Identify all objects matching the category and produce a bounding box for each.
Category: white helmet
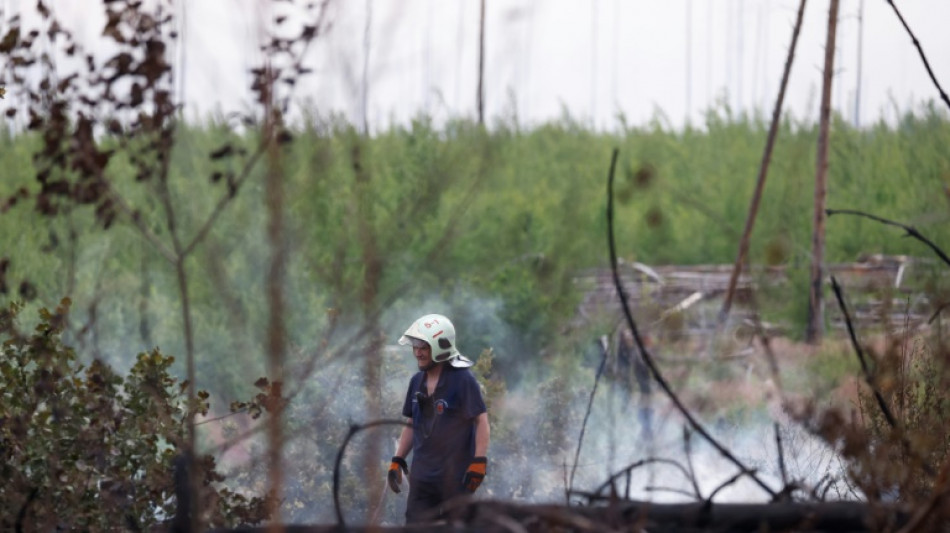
[398,313,474,368]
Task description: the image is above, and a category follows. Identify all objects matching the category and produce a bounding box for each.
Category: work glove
[387,456,409,493]
[461,456,487,493]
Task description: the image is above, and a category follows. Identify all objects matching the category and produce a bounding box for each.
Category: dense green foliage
[0,299,271,529]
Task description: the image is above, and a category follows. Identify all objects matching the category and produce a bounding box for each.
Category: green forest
[3,0,950,530]
[4,104,950,391]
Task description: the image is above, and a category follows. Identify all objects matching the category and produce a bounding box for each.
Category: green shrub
[0,299,272,530]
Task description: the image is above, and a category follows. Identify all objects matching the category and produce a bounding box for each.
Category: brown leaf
[0,27,21,53]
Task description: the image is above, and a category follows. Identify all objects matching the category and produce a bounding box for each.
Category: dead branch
[883,0,950,112]
[774,423,789,490]
[589,457,697,501]
[720,0,808,324]
[830,275,936,479]
[829,276,897,428]
[181,144,266,258]
[927,302,950,324]
[682,428,704,500]
[332,419,410,528]
[605,147,777,500]
[706,469,753,503]
[236,499,909,533]
[568,337,609,499]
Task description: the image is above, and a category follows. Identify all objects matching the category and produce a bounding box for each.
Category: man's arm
[395,420,413,458]
[460,412,491,492]
[474,412,490,456]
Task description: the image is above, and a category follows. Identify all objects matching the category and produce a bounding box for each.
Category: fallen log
[209,498,909,533]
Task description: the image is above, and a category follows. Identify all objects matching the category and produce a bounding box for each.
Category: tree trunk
[351,135,385,524]
[264,57,288,531]
[807,0,840,344]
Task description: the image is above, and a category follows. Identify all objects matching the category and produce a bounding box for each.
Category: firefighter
[387,313,491,524]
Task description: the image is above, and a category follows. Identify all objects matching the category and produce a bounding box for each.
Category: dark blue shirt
[402,366,487,488]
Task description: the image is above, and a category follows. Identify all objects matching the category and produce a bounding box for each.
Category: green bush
[0,299,271,530]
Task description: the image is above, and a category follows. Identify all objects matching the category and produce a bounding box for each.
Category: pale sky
[7,1,950,131]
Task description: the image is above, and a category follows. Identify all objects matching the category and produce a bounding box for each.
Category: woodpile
[573,255,938,337]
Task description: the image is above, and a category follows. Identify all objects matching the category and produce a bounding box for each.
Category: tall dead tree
[854,0,864,127]
[807,0,840,344]
[477,0,486,125]
[360,0,371,134]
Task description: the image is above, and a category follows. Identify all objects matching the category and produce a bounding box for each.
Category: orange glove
[388,456,408,493]
[461,456,487,493]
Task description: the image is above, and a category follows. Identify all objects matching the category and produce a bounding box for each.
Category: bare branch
[884,0,950,112]
[826,209,950,269]
[567,337,608,501]
[332,419,410,527]
[830,275,897,427]
[181,144,266,258]
[682,427,704,500]
[775,423,789,490]
[706,468,758,503]
[720,0,808,324]
[104,182,177,264]
[591,457,696,498]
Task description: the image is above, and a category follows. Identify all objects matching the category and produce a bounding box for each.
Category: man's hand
[387,456,409,493]
[461,456,487,493]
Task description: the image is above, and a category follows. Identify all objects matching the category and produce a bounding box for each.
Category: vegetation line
[606,146,778,499]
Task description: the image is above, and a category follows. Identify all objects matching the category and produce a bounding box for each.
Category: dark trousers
[405,477,467,524]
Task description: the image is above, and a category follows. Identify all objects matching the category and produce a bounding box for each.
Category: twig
[567,338,609,501]
[927,302,950,324]
[774,423,789,490]
[810,474,834,501]
[646,486,699,499]
[181,144,266,258]
[103,182,177,264]
[826,209,950,268]
[682,427,704,500]
[706,468,755,503]
[332,419,410,527]
[883,0,950,112]
[591,457,696,498]
[605,147,777,499]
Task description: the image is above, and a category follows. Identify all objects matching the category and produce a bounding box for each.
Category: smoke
[201,277,863,526]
